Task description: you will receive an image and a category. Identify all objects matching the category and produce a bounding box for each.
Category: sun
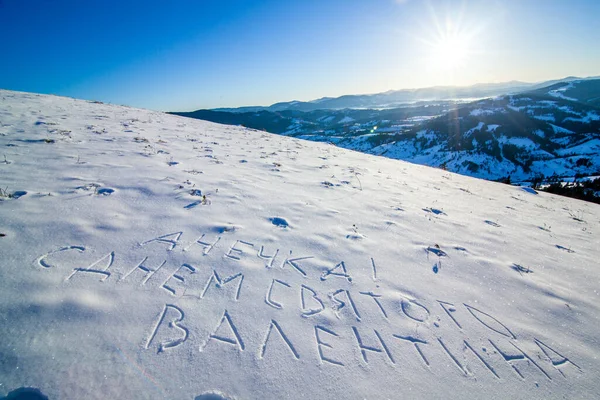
[432,33,470,69]
[419,13,477,74]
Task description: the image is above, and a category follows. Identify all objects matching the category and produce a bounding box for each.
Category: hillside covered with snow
[176,79,600,184]
[1,90,599,399]
[372,82,600,182]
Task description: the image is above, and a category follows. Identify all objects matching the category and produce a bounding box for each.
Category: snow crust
[1,90,599,399]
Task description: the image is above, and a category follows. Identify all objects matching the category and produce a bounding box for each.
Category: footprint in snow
[423,207,446,216]
[270,217,289,228]
[12,191,27,199]
[346,233,366,240]
[556,245,575,253]
[484,220,501,227]
[211,224,240,234]
[425,246,448,258]
[96,188,114,196]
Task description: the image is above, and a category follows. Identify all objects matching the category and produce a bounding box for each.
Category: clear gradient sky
[1,0,599,111]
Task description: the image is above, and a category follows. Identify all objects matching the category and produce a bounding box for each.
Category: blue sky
[1,0,599,110]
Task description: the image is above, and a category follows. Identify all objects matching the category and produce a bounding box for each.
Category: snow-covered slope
[370,88,600,182]
[1,90,599,400]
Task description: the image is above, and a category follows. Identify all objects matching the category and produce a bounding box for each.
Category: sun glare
[419,11,478,76]
[432,33,470,69]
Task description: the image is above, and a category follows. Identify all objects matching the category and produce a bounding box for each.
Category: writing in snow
[35,231,582,382]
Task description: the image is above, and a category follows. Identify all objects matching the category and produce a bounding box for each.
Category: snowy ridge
[1,90,599,399]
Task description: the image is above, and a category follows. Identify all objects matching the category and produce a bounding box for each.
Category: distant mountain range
[172,77,600,183]
[209,76,599,113]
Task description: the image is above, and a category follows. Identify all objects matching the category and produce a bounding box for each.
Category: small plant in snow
[539,223,551,232]
[0,186,13,198]
[349,168,363,191]
[512,263,533,276]
[568,210,585,222]
[425,244,448,274]
[184,169,203,175]
[167,157,178,166]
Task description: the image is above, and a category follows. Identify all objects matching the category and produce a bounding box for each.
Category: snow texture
[0,90,599,399]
